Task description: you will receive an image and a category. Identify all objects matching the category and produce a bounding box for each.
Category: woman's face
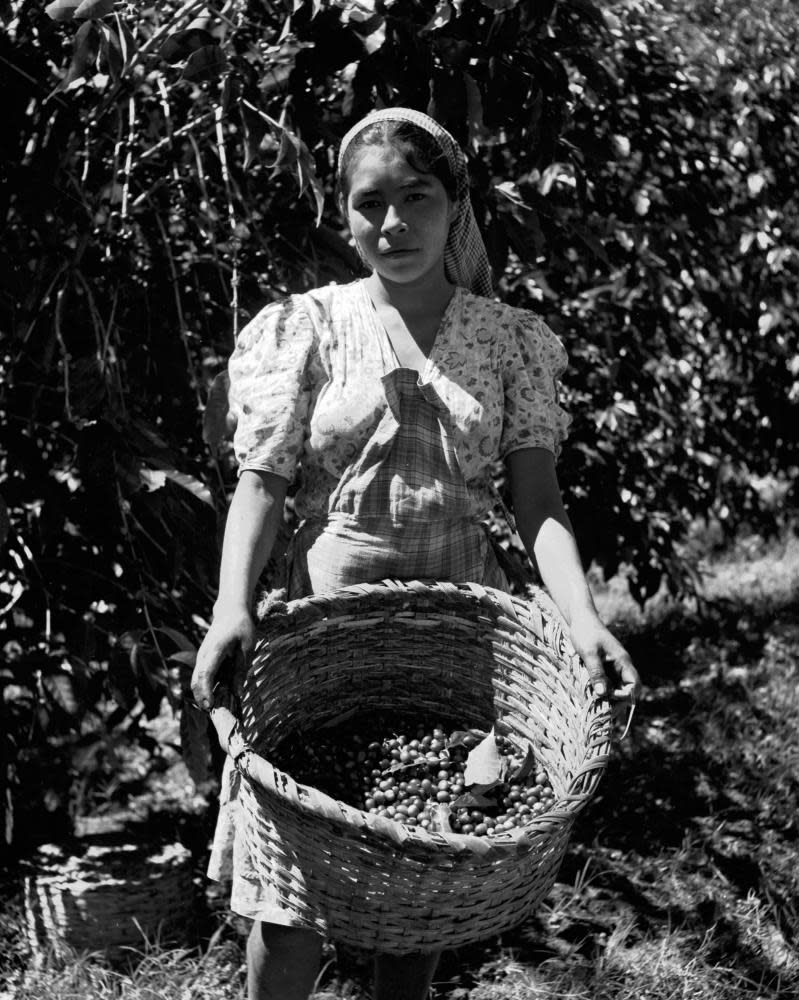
[343,144,456,287]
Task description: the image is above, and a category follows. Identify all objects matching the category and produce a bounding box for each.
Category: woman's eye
[358,199,381,211]
[407,192,426,202]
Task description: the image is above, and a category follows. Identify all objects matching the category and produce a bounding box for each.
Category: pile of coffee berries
[275,721,556,837]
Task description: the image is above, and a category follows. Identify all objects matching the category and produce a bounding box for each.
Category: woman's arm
[507,447,641,703]
[190,469,288,710]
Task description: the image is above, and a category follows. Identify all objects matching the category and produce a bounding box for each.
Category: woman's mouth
[380,248,418,257]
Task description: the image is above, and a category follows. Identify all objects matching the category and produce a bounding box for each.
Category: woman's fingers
[190,613,256,711]
[611,680,638,702]
[191,630,233,710]
[611,651,643,703]
[573,641,609,698]
[571,620,642,705]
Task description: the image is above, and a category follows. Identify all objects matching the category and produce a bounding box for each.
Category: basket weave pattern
[23,841,195,964]
[233,579,612,954]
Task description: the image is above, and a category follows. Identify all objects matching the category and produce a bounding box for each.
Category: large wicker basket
[23,840,196,965]
[224,579,613,954]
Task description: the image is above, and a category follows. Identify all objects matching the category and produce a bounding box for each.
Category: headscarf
[338,107,493,298]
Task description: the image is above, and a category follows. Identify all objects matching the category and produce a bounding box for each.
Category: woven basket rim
[228,578,613,861]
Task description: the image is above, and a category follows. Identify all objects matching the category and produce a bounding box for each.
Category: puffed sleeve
[227,296,318,481]
[499,310,571,459]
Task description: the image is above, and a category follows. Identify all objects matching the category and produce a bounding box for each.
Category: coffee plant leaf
[451,791,495,809]
[98,24,124,80]
[265,120,325,224]
[160,28,216,65]
[156,626,196,653]
[41,671,81,719]
[162,469,215,508]
[168,650,197,668]
[180,700,213,786]
[74,0,115,18]
[463,727,504,786]
[55,20,98,92]
[508,742,536,783]
[46,0,84,22]
[384,759,415,775]
[240,102,270,170]
[181,44,228,83]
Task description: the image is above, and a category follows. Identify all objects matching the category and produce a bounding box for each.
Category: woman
[192,107,641,1000]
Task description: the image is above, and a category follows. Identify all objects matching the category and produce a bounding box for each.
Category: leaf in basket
[471,781,502,796]
[451,791,496,809]
[385,759,421,775]
[508,743,536,783]
[428,802,452,833]
[464,727,504,787]
[447,728,489,751]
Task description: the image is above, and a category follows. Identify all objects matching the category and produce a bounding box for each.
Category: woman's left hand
[568,612,642,706]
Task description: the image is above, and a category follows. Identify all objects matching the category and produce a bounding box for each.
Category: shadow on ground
[406,606,799,998]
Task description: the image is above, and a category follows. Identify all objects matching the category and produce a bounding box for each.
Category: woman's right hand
[191,606,255,711]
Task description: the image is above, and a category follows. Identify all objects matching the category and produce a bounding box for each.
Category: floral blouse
[228,280,570,522]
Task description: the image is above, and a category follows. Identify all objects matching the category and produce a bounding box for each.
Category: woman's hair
[338,120,458,204]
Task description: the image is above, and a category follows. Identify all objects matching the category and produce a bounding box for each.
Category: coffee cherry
[274,720,554,838]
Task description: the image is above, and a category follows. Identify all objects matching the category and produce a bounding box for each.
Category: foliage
[1,0,797,845]
[531,0,799,599]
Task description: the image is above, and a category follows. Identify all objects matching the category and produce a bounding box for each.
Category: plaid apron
[287,366,507,597]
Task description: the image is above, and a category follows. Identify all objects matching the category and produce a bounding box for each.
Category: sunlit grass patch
[698,533,799,611]
[5,938,246,1000]
[458,924,794,1000]
[589,529,799,628]
[601,926,784,1000]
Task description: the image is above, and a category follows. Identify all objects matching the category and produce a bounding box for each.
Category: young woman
[192,107,641,1000]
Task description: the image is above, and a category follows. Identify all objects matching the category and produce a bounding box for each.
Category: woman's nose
[381,205,408,235]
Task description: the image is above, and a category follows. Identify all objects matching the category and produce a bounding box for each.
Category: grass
[0,937,247,1000]
[3,530,798,999]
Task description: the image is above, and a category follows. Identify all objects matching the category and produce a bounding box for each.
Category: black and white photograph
[1,1,797,998]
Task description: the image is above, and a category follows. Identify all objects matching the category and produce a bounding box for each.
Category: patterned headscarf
[338,108,493,298]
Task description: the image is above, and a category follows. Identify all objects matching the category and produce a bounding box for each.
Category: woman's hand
[191,606,255,711]
[569,611,641,705]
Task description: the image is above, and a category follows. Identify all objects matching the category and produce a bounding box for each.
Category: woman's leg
[247,921,324,1000]
[373,950,441,1000]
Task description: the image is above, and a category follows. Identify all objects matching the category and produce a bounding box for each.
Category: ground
[2,533,798,999]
